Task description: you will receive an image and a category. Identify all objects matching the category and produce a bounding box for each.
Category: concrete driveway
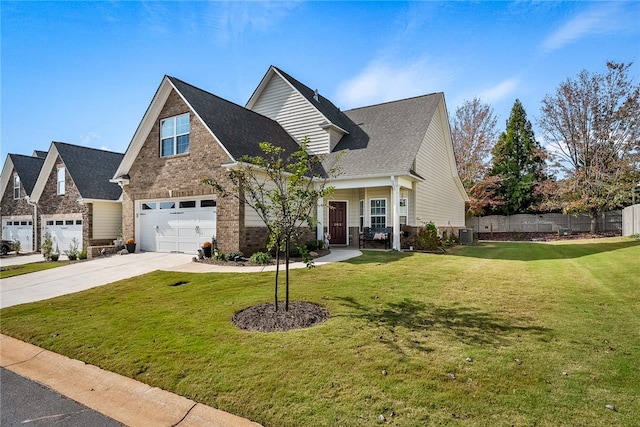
[1,252,193,309]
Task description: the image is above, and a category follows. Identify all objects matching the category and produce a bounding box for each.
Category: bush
[414,221,441,251]
[214,251,226,261]
[50,253,59,262]
[226,251,244,261]
[78,247,88,260]
[41,232,53,261]
[64,238,80,261]
[11,239,21,254]
[249,251,272,265]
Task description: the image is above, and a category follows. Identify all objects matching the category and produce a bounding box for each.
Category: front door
[329,201,347,245]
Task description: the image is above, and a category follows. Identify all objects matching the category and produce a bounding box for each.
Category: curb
[0,334,261,427]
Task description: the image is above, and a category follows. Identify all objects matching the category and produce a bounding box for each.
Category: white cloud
[334,58,454,109]
[80,132,101,146]
[541,3,623,53]
[479,78,520,104]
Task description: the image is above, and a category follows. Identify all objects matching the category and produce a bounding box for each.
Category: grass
[0,260,71,278]
[1,237,639,426]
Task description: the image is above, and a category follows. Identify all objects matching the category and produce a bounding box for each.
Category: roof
[33,150,48,159]
[166,76,301,160]
[322,93,443,178]
[8,154,46,195]
[32,142,123,202]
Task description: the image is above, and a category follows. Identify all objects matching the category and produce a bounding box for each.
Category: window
[370,199,386,228]
[160,114,190,157]
[200,199,216,207]
[399,198,408,228]
[179,201,196,208]
[359,200,364,232]
[159,202,175,209]
[65,220,74,225]
[142,203,156,210]
[57,167,65,195]
[13,175,20,199]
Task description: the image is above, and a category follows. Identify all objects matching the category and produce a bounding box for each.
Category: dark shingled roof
[9,154,45,195]
[167,76,301,161]
[33,150,48,159]
[322,94,442,178]
[53,142,124,200]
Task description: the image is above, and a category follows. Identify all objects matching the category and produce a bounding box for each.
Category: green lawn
[2,238,639,426]
[0,260,71,278]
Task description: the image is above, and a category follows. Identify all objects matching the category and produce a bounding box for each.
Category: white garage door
[43,219,83,253]
[2,219,34,252]
[138,199,216,254]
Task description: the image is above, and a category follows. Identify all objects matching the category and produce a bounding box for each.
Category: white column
[392,176,400,250]
[316,196,324,241]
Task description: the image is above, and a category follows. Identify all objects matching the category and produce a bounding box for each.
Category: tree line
[451,61,640,233]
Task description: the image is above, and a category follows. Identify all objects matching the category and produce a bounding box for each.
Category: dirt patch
[233,301,329,332]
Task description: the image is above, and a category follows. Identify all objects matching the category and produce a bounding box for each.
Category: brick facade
[1,170,37,249]
[122,89,257,253]
[38,157,93,249]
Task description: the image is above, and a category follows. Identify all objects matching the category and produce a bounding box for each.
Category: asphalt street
[1,367,124,427]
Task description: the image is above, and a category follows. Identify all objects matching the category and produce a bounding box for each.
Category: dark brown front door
[329,202,347,245]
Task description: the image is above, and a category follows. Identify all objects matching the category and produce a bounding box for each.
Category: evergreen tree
[488,99,547,215]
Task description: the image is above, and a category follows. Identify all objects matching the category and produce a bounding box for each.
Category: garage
[2,218,34,252]
[42,218,83,253]
[138,198,216,254]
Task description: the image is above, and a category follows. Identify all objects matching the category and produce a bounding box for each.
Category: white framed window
[359,200,364,232]
[57,167,65,195]
[370,199,386,228]
[160,113,190,157]
[399,198,408,228]
[13,175,20,199]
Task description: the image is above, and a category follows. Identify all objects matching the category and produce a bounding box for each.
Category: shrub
[11,239,21,254]
[78,247,88,260]
[214,251,226,261]
[64,238,80,261]
[414,221,441,251]
[41,232,53,261]
[50,253,60,262]
[226,251,244,261]
[249,251,272,265]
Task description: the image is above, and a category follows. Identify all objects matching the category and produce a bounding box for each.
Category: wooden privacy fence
[466,211,622,234]
[622,204,640,236]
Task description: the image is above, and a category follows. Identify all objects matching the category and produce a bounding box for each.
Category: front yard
[1,238,639,426]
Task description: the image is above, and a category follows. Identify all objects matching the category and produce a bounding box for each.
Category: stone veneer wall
[38,157,92,249]
[0,171,37,249]
[122,89,244,253]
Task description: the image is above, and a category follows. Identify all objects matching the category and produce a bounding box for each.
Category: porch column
[392,176,400,250]
[316,196,324,242]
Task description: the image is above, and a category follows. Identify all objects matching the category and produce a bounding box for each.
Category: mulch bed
[477,231,621,242]
[200,248,330,267]
[233,301,329,332]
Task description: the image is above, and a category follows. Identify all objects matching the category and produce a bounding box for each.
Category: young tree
[488,99,548,215]
[451,97,499,190]
[203,137,337,311]
[539,61,640,233]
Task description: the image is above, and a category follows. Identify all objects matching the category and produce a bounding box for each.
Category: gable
[248,70,330,154]
[0,154,45,198]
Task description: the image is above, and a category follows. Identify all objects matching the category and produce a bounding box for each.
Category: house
[0,151,47,252]
[112,67,468,255]
[29,142,124,253]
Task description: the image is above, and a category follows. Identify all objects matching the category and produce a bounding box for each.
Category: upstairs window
[370,199,387,228]
[13,175,20,199]
[57,167,65,195]
[160,113,190,157]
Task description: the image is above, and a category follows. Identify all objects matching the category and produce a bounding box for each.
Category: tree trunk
[274,240,280,312]
[589,211,599,234]
[285,236,290,312]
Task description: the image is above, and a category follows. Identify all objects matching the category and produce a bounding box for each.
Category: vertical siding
[92,202,122,239]
[250,75,330,154]
[414,104,466,227]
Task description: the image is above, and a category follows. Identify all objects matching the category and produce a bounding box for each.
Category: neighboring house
[30,142,124,253]
[0,151,47,252]
[113,66,468,255]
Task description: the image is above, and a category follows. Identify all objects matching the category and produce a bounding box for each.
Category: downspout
[26,196,38,252]
[391,176,400,251]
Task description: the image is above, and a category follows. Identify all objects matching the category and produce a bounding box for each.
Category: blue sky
[2,1,639,160]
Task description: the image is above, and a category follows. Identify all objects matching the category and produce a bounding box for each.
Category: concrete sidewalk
[0,334,261,427]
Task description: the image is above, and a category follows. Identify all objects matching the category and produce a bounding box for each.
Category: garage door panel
[139,201,216,254]
[2,221,34,252]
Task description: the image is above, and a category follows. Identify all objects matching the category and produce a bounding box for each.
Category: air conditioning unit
[459,228,474,245]
[558,228,572,236]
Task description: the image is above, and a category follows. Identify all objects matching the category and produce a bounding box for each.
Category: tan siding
[250,75,329,154]
[414,104,466,227]
[92,202,122,239]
